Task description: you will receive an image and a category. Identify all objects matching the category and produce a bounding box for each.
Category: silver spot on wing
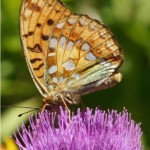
[63,60,76,71]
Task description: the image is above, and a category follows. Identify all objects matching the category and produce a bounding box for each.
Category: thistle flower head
[15,108,142,150]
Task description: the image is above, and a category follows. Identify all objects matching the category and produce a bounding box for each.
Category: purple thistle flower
[15,108,142,150]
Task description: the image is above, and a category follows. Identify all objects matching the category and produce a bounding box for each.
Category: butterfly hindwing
[45,12,123,94]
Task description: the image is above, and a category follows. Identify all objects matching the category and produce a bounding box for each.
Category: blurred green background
[1,0,150,149]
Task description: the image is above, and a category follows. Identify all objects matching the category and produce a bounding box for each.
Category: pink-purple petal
[15,108,142,150]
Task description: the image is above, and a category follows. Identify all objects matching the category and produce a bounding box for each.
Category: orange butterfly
[20,0,123,111]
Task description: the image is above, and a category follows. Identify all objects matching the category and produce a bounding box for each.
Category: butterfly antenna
[18,109,37,117]
[1,105,40,117]
[1,105,39,110]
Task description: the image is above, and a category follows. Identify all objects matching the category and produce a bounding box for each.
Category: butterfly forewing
[20,0,123,102]
[20,0,71,96]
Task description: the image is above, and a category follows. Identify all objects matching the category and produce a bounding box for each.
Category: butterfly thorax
[43,90,80,105]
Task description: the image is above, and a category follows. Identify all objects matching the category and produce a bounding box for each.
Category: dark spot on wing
[47,19,54,26]
[23,34,28,38]
[49,47,55,51]
[37,74,44,78]
[36,23,42,28]
[56,9,61,13]
[28,3,41,12]
[33,63,44,70]
[41,34,49,41]
[27,44,42,53]
[30,58,42,63]
[28,31,34,36]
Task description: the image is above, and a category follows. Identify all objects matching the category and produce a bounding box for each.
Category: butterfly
[20,0,123,111]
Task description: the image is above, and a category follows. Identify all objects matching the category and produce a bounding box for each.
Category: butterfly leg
[42,103,49,111]
[60,94,71,122]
